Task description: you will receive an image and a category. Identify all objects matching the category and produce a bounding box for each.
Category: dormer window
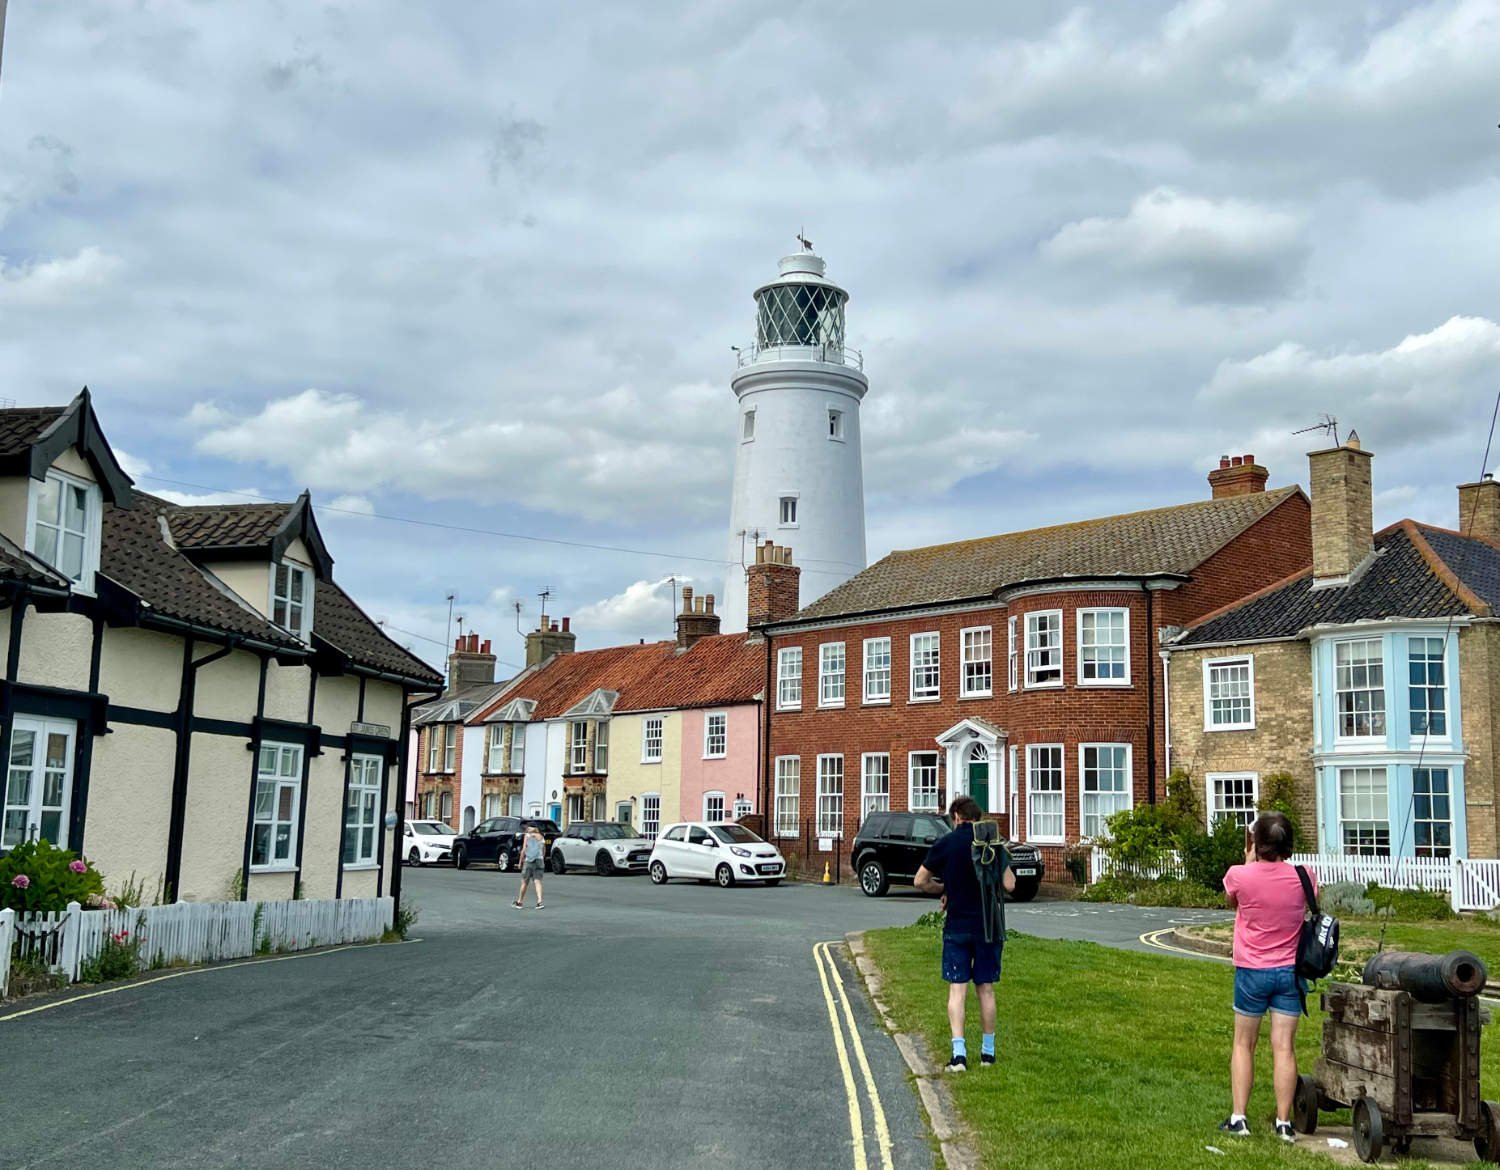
[28,470,101,593]
[272,561,313,641]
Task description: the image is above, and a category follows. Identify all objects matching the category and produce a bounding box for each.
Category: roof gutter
[141,610,304,658]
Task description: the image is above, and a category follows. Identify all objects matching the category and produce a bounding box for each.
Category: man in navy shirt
[915,796,1015,1072]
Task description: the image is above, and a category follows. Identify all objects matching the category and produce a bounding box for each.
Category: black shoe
[1218,1117,1249,1137]
[980,1052,995,1066]
[943,1054,967,1073]
[1275,1122,1296,1144]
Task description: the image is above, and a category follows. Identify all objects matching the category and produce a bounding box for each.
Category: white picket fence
[4,896,392,991]
[1088,847,1500,912]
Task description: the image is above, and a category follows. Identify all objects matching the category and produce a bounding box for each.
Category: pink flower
[69,860,87,874]
[10,874,30,889]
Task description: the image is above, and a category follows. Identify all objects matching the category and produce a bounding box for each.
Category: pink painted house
[679,704,762,824]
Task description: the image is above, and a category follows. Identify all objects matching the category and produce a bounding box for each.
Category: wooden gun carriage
[1292,950,1497,1162]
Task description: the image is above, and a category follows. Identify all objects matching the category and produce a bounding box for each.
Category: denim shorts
[942,932,1002,985]
[1233,965,1303,1018]
[520,858,545,880]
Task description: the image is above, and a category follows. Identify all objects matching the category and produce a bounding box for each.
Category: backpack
[970,821,1009,946]
[1295,865,1340,982]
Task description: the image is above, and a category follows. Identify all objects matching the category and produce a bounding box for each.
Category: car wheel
[858,857,889,897]
[551,851,567,876]
[454,846,468,870]
[495,848,510,873]
[649,860,668,885]
[715,864,734,888]
[407,847,422,867]
[1009,878,1040,903]
[595,852,614,876]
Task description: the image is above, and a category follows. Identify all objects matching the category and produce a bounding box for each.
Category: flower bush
[0,839,106,912]
[77,927,144,984]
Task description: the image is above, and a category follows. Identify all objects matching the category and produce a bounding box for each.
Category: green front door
[968,760,989,813]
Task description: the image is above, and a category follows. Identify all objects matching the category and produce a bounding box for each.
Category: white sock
[1230,1114,1246,1125]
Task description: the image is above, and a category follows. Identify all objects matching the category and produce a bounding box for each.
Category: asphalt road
[0,870,1230,1170]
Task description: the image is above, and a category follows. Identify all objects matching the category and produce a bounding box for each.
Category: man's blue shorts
[1233,965,1303,1018]
[942,932,1002,985]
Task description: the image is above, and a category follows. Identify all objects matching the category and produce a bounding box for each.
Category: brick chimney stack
[746,540,801,628]
[445,632,497,696]
[1309,432,1374,585]
[675,585,722,651]
[525,612,578,667]
[1207,453,1269,499]
[1457,473,1500,544]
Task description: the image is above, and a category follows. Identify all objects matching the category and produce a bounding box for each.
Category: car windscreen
[411,823,447,836]
[916,816,951,840]
[590,824,629,840]
[710,825,761,845]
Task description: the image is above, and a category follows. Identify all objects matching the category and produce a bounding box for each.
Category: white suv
[648,822,785,888]
[403,819,456,866]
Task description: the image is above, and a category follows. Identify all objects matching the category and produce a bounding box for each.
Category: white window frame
[594,720,610,773]
[1337,765,1390,855]
[1077,608,1130,687]
[270,560,314,642]
[570,721,589,773]
[640,792,661,840]
[343,753,382,867]
[1024,610,1063,689]
[425,727,440,773]
[862,637,891,704]
[732,797,752,820]
[26,469,102,594]
[251,741,303,871]
[741,409,756,442]
[704,791,726,822]
[1408,636,1450,740]
[566,792,584,824]
[509,726,525,774]
[907,751,940,813]
[615,800,633,825]
[703,711,727,759]
[819,642,846,708]
[1079,743,1132,840]
[816,754,844,838]
[1335,638,1386,741]
[779,495,799,527]
[486,724,506,773]
[442,724,456,773]
[1203,656,1255,731]
[827,408,844,440]
[774,756,801,837]
[1025,744,1065,844]
[909,632,940,701]
[507,793,523,817]
[861,753,890,820]
[641,715,663,763]
[960,626,993,698]
[1007,617,1018,692]
[2,716,76,850]
[777,647,803,710]
[482,793,503,819]
[1412,767,1454,858]
[1205,772,1259,831]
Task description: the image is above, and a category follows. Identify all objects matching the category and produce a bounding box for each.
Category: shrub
[0,839,105,913]
[1260,772,1310,853]
[1159,768,1202,836]
[1318,881,1377,916]
[1100,805,1178,875]
[1179,817,1246,891]
[1063,845,1090,886]
[383,898,421,942]
[914,909,946,930]
[1080,875,1224,909]
[1364,882,1455,921]
[77,928,144,984]
[111,871,166,909]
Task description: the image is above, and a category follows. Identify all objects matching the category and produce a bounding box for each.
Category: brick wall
[1166,641,1317,844]
[414,723,463,830]
[1459,624,1500,857]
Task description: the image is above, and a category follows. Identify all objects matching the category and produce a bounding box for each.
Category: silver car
[549,821,654,875]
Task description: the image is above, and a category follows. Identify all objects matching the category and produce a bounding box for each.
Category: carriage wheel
[1293,1074,1320,1135]
[1476,1100,1500,1163]
[1353,1098,1385,1164]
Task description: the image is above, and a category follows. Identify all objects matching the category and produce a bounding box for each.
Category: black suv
[851,812,1043,901]
[452,817,560,871]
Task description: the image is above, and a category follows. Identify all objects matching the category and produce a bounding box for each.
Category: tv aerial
[1292,414,1339,446]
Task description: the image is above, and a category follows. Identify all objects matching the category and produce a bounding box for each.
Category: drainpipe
[1144,585,1157,805]
[761,630,774,837]
[1160,647,1173,778]
[164,636,238,900]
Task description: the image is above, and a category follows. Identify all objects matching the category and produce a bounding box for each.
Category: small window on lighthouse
[827,409,844,440]
[742,410,755,441]
[779,496,798,526]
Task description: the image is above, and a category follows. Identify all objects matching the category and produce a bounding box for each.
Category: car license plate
[757,863,782,875]
[1012,866,1037,877]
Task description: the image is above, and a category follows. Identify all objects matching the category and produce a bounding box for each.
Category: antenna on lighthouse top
[797,229,814,252]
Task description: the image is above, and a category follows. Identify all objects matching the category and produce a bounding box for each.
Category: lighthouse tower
[722,246,868,631]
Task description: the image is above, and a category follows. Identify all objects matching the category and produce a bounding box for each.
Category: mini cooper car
[648,822,786,887]
[549,821,653,875]
[850,811,1043,900]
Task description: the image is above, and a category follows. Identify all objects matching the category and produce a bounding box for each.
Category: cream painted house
[0,391,442,901]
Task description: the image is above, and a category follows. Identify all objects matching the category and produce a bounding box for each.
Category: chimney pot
[454,636,462,651]
[481,639,491,653]
[681,586,694,608]
[705,594,715,614]
[550,622,558,632]
[1243,453,1254,463]
[561,617,570,633]
[1219,456,1231,469]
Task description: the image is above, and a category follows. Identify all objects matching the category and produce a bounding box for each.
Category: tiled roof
[168,503,293,550]
[313,580,443,686]
[0,531,69,587]
[1175,522,1480,647]
[468,634,764,724]
[0,407,64,456]
[794,487,1303,621]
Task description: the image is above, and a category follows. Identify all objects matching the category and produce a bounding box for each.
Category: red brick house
[759,457,1312,874]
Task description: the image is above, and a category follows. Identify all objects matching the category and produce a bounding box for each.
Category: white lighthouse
[722,245,868,631]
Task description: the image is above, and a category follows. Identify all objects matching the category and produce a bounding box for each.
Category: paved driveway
[0,869,1230,1170]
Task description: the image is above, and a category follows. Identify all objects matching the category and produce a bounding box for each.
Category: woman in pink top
[1219,811,1309,1143]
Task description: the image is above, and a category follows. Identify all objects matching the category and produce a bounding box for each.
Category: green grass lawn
[862,924,1499,1170]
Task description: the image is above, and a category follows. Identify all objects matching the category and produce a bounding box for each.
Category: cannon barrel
[1362,949,1488,1001]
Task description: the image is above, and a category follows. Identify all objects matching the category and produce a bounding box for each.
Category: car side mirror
[705,839,718,848]
[922,834,937,844]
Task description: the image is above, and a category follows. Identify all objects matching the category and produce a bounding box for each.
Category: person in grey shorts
[513,825,546,910]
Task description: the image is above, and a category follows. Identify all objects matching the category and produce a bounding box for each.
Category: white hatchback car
[648,822,786,887]
[403,819,457,866]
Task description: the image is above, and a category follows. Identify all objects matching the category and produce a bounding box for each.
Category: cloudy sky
[1,1,1497,673]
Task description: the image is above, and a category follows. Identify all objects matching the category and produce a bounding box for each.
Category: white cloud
[574,577,681,636]
[151,486,266,507]
[324,494,375,517]
[0,246,123,307]
[1042,188,1308,302]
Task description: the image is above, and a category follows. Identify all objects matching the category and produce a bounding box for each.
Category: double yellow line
[813,940,894,1170]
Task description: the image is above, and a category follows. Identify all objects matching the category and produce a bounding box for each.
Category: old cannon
[1292,949,1497,1162]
